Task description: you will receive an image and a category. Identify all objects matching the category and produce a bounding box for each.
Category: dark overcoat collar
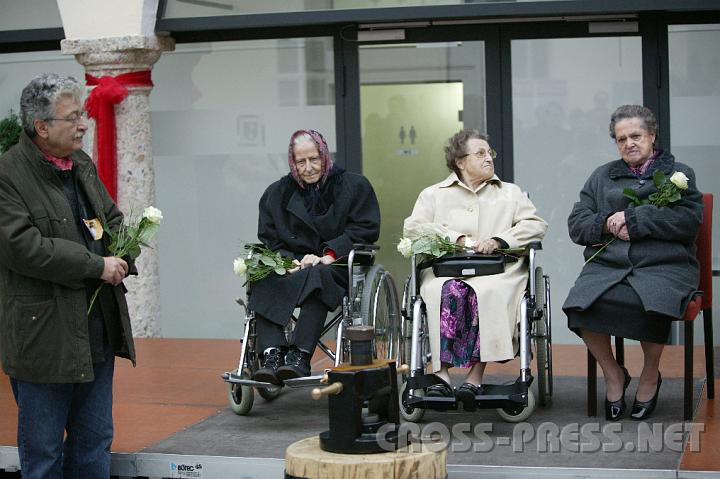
[286,189,318,233]
[608,150,674,179]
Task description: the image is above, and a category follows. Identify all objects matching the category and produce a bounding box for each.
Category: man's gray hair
[19,73,84,137]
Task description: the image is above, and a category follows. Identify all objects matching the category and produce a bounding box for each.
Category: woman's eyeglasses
[460,148,497,160]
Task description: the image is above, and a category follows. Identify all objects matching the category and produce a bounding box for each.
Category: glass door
[668,23,720,344]
[359,41,487,284]
[511,36,644,344]
[355,27,648,347]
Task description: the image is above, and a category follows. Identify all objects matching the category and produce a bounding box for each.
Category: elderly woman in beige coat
[403,128,547,401]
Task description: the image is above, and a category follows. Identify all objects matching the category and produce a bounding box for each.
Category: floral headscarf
[287,129,333,188]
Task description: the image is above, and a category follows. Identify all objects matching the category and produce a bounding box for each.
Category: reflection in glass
[151,38,335,338]
[668,24,720,276]
[0,50,83,137]
[162,0,522,18]
[359,41,486,288]
[511,36,642,344]
[0,0,62,30]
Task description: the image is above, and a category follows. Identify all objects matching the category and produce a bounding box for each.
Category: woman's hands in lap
[456,235,500,254]
[606,211,630,241]
[474,238,500,254]
[288,253,336,273]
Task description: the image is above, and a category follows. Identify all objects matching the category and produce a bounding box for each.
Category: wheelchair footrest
[222,372,277,389]
[405,378,531,411]
[406,395,458,411]
[222,370,325,388]
[282,374,325,388]
[472,382,529,408]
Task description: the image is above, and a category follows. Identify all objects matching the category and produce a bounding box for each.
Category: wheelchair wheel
[257,385,282,401]
[496,389,535,423]
[399,380,426,423]
[361,265,401,362]
[227,368,254,416]
[533,267,552,407]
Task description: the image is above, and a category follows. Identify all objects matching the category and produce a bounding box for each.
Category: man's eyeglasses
[46,111,88,126]
[460,148,497,160]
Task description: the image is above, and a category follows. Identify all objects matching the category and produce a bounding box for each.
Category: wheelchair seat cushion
[432,253,506,277]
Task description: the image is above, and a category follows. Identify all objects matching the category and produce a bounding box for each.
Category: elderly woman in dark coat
[563,105,703,421]
[249,129,380,385]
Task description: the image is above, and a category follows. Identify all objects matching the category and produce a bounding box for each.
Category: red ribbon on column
[85,71,154,200]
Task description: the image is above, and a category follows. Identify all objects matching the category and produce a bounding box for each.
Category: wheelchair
[399,242,553,423]
[221,244,402,416]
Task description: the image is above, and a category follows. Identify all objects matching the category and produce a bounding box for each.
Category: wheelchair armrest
[527,241,543,251]
[347,244,378,267]
[351,243,380,252]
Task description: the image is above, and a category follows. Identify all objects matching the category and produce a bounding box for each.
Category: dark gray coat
[0,133,135,383]
[248,170,380,325]
[563,151,703,319]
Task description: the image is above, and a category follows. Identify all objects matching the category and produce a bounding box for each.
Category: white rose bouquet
[87,206,163,315]
[585,170,690,264]
[396,234,460,260]
[623,170,689,207]
[233,244,298,286]
[105,206,163,259]
[397,233,526,262]
[87,206,163,316]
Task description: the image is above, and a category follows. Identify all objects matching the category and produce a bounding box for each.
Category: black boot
[276,347,311,381]
[252,347,286,385]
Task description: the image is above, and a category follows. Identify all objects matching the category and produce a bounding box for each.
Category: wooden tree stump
[285,436,447,479]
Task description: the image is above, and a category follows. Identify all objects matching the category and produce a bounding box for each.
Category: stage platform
[1,338,719,478]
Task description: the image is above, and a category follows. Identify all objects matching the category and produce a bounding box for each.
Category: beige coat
[403,173,547,372]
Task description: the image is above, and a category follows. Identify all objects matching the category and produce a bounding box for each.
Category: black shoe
[252,347,286,385]
[426,381,454,398]
[631,372,662,420]
[605,366,631,421]
[276,347,311,381]
[456,383,482,412]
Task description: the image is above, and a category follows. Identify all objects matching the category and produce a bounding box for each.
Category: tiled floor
[1,339,718,472]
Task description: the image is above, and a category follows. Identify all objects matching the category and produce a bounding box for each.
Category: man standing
[0,73,135,478]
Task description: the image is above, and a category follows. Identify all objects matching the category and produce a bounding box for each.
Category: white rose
[233,257,247,276]
[397,237,413,258]
[143,206,163,224]
[670,171,689,190]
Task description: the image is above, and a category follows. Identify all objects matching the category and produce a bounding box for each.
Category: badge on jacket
[83,218,104,240]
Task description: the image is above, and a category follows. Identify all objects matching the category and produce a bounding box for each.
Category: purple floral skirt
[439,279,481,367]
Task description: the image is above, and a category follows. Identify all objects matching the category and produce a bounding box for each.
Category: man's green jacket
[0,133,136,383]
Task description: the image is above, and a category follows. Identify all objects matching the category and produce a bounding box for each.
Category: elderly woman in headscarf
[403,128,547,405]
[249,129,380,384]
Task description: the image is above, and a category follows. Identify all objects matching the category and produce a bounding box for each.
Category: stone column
[61,35,175,337]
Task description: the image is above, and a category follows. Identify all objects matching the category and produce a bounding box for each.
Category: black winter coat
[563,150,703,319]
[248,170,380,325]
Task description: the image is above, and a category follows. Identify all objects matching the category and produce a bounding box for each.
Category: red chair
[587,192,714,420]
